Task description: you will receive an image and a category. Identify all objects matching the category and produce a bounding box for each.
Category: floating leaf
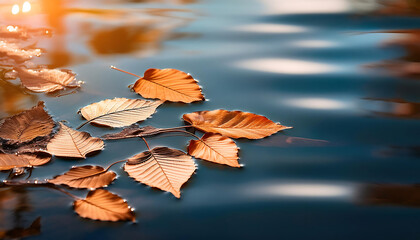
[124,147,195,198]
[0,153,51,170]
[49,165,116,189]
[0,102,54,144]
[17,68,82,93]
[47,123,104,158]
[132,68,204,103]
[183,109,291,139]
[78,98,162,128]
[102,125,163,140]
[0,41,41,63]
[74,189,135,222]
[188,133,240,167]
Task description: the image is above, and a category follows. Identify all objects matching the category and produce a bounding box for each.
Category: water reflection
[360,184,420,207]
[0,80,38,119]
[253,182,354,198]
[362,98,420,119]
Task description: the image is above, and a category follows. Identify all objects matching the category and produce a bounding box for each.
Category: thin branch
[110,66,142,78]
[105,159,127,172]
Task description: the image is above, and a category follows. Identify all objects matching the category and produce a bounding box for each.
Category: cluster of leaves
[0,64,290,222]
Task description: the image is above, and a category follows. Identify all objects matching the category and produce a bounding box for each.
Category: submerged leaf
[49,165,116,189]
[79,98,162,128]
[132,68,204,103]
[17,68,82,93]
[46,123,104,158]
[0,102,54,144]
[124,147,195,198]
[101,125,163,140]
[188,133,240,167]
[74,189,135,222]
[0,153,51,170]
[183,109,291,139]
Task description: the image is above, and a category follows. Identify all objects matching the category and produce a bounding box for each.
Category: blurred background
[0,0,420,239]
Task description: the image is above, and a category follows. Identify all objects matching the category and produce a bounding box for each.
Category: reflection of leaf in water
[376,0,420,16]
[363,98,420,119]
[361,184,420,208]
[0,217,41,239]
[0,80,38,119]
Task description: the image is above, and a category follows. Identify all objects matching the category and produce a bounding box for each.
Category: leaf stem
[163,129,201,140]
[76,121,90,130]
[110,66,142,78]
[141,137,151,151]
[105,159,127,172]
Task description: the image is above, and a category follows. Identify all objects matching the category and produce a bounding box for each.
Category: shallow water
[0,0,420,239]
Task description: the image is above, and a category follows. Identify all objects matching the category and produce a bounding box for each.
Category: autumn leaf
[183,109,291,139]
[49,165,116,189]
[124,147,196,198]
[17,68,82,93]
[74,189,135,222]
[47,123,104,158]
[0,41,41,64]
[130,68,204,103]
[101,125,163,140]
[0,102,55,144]
[188,133,240,167]
[0,152,51,170]
[78,98,162,128]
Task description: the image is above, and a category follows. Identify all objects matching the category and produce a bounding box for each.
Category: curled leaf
[132,68,204,103]
[0,153,51,170]
[17,68,82,93]
[78,98,162,128]
[49,165,116,189]
[74,189,135,222]
[124,147,195,198]
[46,123,104,158]
[188,133,240,167]
[101,125,163,140]
[0,102,54,144]
[183,109,291,139]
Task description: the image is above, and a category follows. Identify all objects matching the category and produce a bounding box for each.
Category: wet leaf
[0,153,51,170]
[78,98,162,128]
[49,165,116,189]
[0,41,41,64]
[17,68,82,93]
[183,109,291,139]
[0,102,54,144]
[124,147,195,198]
[47,123,104,159]
[74,189,135,222]
[188,133,240,167]
[102,125,163,140]
[132,68,204,103]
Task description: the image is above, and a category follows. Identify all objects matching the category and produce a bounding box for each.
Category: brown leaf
[46,123,104,158]
[49,165,116,189]
[74,189,135,222]
[101,125,163,140]
[188,133,240,167]
[124,147,195,198]
[0,153,51,170]
[183,109,291,139]
[0,41,41,63]
[0,102,54,144]
[132,68,204,103]
[17,68,82,93]
[78,98,162,128]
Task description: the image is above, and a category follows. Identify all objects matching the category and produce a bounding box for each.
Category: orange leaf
[132,68,204,103]
[17,68,82,93]
[188,133,240,167]
[124,147,195,198]
[74,189,135,222]
[0,153,51,170]
[46,123,104,158]
[0,102,54,144]
[183,109,291,139]
[49,165,116,189]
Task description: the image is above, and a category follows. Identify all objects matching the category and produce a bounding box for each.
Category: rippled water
[1,0,420,239]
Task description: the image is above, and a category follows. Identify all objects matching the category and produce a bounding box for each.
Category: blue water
[1,0,420,239]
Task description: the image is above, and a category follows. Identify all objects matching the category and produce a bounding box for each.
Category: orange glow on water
[11,4,19,15]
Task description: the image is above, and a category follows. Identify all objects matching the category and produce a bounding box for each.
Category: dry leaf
[78,98,162,128]
[188,133,240,167]
[183,109,291,139]
[124,147,195,198]
[102,125,163,140]
[17,68,82,93]
[132,68,204,103]
[49,165,116,189]
[47,123,104,158]
[0,102,54,144]
[0,153,51,170]
[0,41,41,63]
[74,189,135,222]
